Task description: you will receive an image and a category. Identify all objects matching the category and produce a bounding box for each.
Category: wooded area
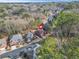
[0,2,79,59]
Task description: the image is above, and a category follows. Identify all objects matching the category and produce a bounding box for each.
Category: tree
[37,12,79,59]
[53,12,79,59]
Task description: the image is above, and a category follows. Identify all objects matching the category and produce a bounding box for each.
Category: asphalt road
[0,38,42,59]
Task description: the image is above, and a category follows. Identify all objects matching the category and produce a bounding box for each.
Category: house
[10,33,23,45]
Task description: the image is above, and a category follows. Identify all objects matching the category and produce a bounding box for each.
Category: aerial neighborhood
[0,2,79,59]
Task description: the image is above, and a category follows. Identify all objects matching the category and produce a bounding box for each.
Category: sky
[0,0,79,3]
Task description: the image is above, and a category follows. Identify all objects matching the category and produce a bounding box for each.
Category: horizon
[0,0,78,3]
